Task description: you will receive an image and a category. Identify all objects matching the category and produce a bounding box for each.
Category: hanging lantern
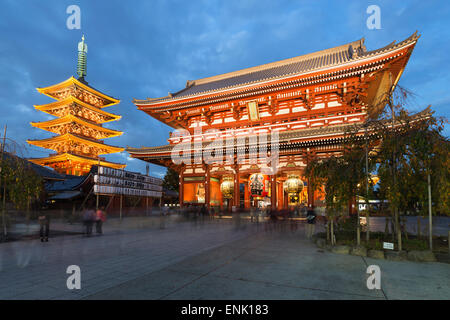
[249,173,269,197]
[283,175,304,193]
[220,176,234,199]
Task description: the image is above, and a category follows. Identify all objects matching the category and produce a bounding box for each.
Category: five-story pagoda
[28,36,126,175]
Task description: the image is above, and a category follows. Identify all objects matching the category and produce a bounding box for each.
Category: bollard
[448,230,450,254]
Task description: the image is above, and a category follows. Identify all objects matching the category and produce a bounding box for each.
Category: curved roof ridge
[30,114,123,137]
[34,96,121,121]
[29,153,126,168]
[37,76,120,107]
[134,32,418,105]
[192,39,365,86]
[27,132,124,151]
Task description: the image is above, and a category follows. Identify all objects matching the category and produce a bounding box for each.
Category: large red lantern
[248,173,270,197]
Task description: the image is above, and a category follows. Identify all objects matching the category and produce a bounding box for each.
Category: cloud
[17,104,32,114]
[154,171,165,178]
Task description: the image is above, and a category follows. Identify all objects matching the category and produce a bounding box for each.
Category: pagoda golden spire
[77,34,88,80]
[28,36,125,175]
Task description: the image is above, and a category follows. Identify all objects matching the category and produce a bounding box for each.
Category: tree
[305,83,448,251]
[0,153,43,236]
[162,168,180,193]
[405,110,449,216]
[368,86,418,251]
[373,105,449,249]
[305,131,376,245]
[1,157,42,210]
[305,157,331,243]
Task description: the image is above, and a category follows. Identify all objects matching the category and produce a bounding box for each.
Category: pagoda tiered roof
[27,133,124,155]
[28,36,125,175]
[37,76,119,108]
[28,153,126,170]
[30,114,123,139]
[34,96,121,123]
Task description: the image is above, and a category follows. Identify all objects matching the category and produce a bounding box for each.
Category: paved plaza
[0,216,449,300]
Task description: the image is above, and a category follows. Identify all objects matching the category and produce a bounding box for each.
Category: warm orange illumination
[27,133,124,155]
[37,76,119,107]
[28,153,126,170]
[30,114,123,138]
[28,76,125,176]
[34,96,121,123]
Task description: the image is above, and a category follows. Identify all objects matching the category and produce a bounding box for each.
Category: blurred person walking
[38,213,50,242]
[83,206,95,236]
[306,205,316,239]
[95,206,106,234]
[159,206,167,229]
[250,207,255,222]
[200,205,207,225]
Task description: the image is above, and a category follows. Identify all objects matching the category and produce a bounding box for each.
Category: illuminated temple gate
[127,33,420,212]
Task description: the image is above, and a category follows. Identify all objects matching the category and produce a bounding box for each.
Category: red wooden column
[233,165,240,209]
[306,149,315,208]
[244,181,250,209]
[204,163,210,210]
[271,175,277,210]
[277,179,284,210]
[220,177,224,211]
[179,169,184,208]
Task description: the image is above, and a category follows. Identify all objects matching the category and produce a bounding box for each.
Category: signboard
[94,166,163,197]
[383,242,394,250]
[247,100,260,121]
[359,217,367,226]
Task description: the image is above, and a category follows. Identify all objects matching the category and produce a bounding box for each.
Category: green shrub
[403,238,428,251]
[374,238,383,250]
[336,215,359,233]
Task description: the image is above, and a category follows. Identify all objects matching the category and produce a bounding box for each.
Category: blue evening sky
[0,0,448,178]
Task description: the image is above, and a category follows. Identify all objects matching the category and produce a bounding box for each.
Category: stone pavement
[0,216,256,299]
[0,216,449,300]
